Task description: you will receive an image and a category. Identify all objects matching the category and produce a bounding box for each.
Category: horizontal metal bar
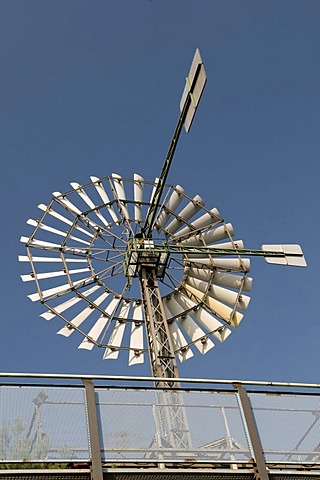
[102,468,255,473]
[0,372,319,388]
[131,244,303,258]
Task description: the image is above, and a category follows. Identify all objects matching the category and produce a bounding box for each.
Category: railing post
[234,384,270,480]
[83,379,103,480]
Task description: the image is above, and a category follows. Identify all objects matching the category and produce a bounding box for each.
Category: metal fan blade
[186,276,250,311]
[21,267,90,282]
[155,185,185,229]
[143,177,159,229]
[173,292,232,342]
[111,173,130,220]
[77,315,107,350]
[165,195,205,235]
[28,276,94,302]
[20,236,84,255]
[38,204,95,238]
[171,208,221,240]
[78,296,120,350]
[133,174,144,224]
[162,301,194,362]
[184,283,243,327]
[128,301,144,366]
[187,267,253,292]
[70,182,110,227]
[185,256,251,272]
[168,320,194,362]
[180,223,235,247]
[149,177,159,205]
[103,300,130,359]
[90,176,119,223]
[20,236,60,248]
[18,255,87,263]
[164,296,214,354]
[53,192,82,215]
[57,291,109,337]
[262,244,307,267]
[213,240,244,250]
[40,285,101,320]
[27,219,91,245]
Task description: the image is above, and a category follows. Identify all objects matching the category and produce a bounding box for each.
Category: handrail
[0,372,319,389]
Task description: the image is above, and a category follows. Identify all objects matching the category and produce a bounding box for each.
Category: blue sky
[0,0,319,383]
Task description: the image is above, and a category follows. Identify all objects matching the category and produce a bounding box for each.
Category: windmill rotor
[19,49,306,383]
[19,175,250,368]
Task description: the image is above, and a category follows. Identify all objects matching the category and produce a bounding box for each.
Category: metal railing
[0,373,319,479]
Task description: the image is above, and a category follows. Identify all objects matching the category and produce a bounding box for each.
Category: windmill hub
[124,237,169,279]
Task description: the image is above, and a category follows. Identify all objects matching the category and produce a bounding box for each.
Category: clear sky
[0,0,319,383]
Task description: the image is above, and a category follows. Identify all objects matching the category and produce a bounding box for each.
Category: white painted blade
[103,300,130,360]
[20,236,60,248]
[27,219,90,245]
[169,321,194,363]
[129,302,144,366]
[173,293,231,342]
[53,191,99,230]
[53,192,82,215]
[149,177,159,205]
[172,208,221,240]
[57,291,109,337]
[164,296,214,355]
[213,240,244,250]
[38,204,94,238]
[20,236,84,255]
[185,256,251,273]
[77,315,107,350]
[163,302,194,362]
[180,223,235,247]
[133,174,144,224]
[28,276,94,302]
[184,284,243,327]
[21,267,90,282]
[111,173,130,220]
[262,244,307,267]
[40,285,100,320]
[70,182,110,227]
[155,185,185,229]
[187,267,253,292]
[78,296,120,350]
[186,276,250,311]
[165,195,204,235]
[90,176,119,223]
[19,255,87,263]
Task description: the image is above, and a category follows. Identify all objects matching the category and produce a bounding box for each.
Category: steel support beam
[235,384,270,480]
[139,266,192,450]
[83,379,103,480]
[139,266,179,386]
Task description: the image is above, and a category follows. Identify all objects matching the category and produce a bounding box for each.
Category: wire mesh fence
[0,377,319,467]
[0,385,90,462]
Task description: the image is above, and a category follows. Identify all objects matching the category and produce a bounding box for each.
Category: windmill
[19,48,306,393]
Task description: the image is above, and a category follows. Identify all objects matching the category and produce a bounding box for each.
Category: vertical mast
[136,50,207,450]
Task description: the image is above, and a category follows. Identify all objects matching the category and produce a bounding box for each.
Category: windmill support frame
[139,266,193,450]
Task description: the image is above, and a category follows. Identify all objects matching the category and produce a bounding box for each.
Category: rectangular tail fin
[261,244,307,267]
